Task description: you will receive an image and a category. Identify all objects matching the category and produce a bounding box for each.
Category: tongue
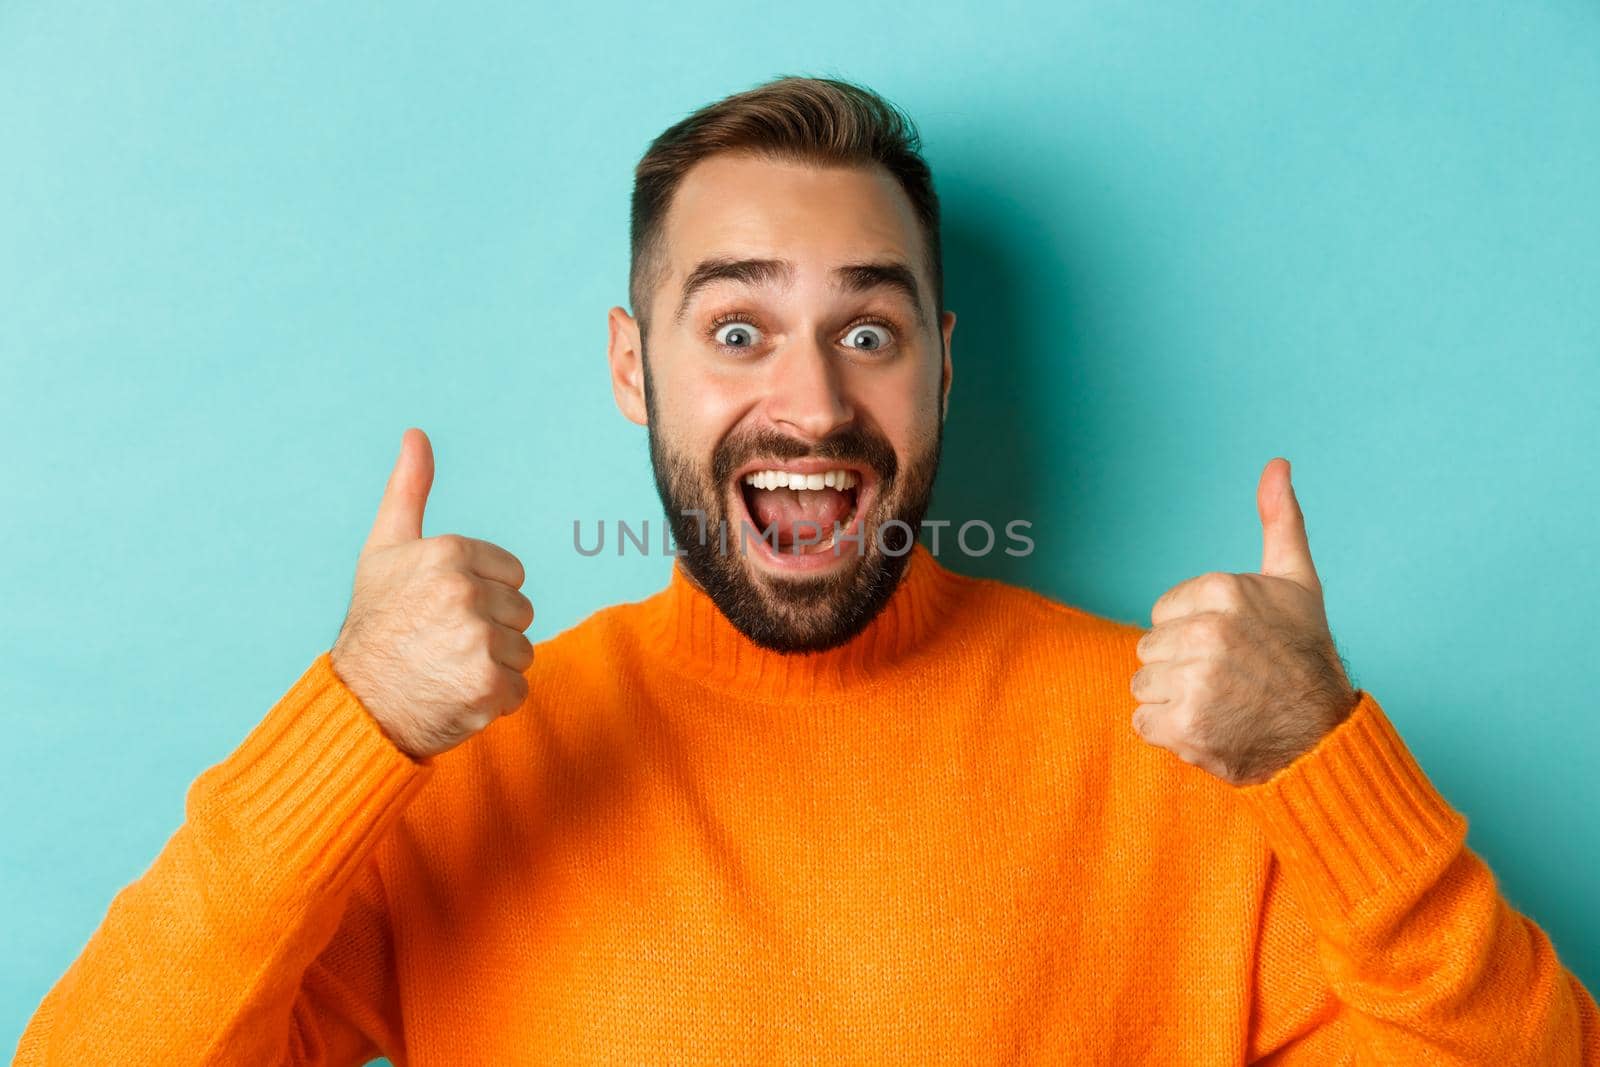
[748,487,853,548]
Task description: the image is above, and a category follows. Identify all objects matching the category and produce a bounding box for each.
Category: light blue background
[4,1,1597,1056]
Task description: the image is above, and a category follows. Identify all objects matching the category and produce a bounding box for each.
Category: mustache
[711,425,900,488]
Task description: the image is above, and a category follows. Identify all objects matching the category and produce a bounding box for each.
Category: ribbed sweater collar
[639,543,960,703]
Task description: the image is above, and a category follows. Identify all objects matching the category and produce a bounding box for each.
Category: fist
[330,428,536,760]
[1130,458,1358,785]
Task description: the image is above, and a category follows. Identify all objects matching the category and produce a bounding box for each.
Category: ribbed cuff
[185,649,434,896]
[1237,690,1467,931]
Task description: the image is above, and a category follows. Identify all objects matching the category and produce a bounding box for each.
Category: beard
[643,369,943,654]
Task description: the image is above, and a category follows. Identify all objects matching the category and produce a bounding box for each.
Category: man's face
[607,152,956,653]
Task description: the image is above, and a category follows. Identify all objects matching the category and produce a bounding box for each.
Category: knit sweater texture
[14,544,1600,1064]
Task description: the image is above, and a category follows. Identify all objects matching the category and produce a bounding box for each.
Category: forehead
[659,153,926,286]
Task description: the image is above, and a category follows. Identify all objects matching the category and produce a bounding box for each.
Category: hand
[330,428,536,760]
[1130,457,1359,785]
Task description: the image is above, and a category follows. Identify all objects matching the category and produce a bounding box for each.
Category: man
[16,75,1597,1065]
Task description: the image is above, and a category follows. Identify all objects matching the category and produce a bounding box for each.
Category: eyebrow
[673,256,927,324]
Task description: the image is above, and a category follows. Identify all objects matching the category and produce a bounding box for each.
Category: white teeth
[742,468,858,491]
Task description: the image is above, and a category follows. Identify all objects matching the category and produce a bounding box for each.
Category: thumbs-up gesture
[1130,458,1359,785]
[330,428,536,760]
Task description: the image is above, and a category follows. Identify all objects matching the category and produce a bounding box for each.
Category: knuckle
[437,572,478,610]
[505,671,530,709]
[1190,614,1227,647]
[478,651,504,689]
[430,534,470,565]
[464,659,499,706]
[1172,705,1197,738]
[466,690,498,721]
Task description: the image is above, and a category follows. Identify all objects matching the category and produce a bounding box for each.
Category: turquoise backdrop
[4,0,1597,1055]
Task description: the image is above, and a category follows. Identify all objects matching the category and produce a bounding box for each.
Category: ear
[938,309,957,420]
[607,305,649,426]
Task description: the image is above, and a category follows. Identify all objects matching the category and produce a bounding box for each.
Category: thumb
[1257,456,1319,590]
[365,427,434,550]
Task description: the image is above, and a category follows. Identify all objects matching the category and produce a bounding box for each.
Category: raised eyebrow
[673,257,793,323]
[832,262,926,322]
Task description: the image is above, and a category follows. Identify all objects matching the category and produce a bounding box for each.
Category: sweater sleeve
[1237,689,1600,1065]
[12,650,434,1066]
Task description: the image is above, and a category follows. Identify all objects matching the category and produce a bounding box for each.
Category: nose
[763,334,854,441]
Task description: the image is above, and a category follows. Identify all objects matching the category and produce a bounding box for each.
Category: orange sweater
[15,545,1600,1064]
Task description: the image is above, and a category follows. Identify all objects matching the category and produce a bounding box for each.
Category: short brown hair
[629,75,942,339]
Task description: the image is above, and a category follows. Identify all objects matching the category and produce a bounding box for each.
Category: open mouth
[733,461,870,559]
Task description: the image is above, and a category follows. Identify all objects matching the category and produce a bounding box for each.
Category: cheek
[847,361,942,455]
[650,357,749,450]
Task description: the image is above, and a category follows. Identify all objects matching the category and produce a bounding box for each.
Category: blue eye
[714,322,760,348]
[843,324,891,351]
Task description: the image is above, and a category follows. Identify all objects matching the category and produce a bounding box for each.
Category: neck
[640,543,960,703]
